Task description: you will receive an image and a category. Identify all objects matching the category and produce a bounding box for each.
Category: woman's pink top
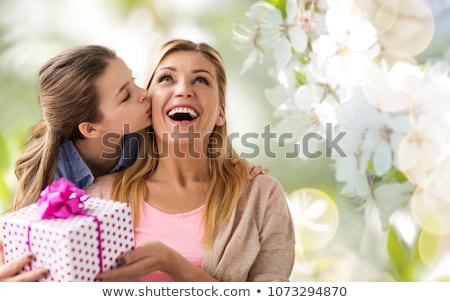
[134,202,205,281]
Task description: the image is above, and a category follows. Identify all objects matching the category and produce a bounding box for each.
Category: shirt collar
[58,140,95,189]
[57,133,140,188]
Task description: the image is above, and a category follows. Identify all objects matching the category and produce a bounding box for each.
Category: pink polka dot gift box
[0,178,134,281]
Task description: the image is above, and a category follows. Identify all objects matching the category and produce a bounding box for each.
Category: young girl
[0,45,150,281]
[12,45,151,211]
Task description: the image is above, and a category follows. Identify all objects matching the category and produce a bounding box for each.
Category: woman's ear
[78,122,101,138]
[215,105,226,126]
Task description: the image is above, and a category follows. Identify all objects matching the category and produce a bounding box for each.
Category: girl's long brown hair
[13,45,116,211]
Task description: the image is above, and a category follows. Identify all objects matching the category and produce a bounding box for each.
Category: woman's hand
[0,242,49,282]
[96,241,216,282]
[95,241,171,281]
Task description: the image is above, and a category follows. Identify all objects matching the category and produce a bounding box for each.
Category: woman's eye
[159,75,172,83]
[195,77,209,85]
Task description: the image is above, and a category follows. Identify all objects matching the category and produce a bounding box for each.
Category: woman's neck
[151,139,211,185]
[150,156,210,187]
[74,136,123,177]
[145,156,210,214]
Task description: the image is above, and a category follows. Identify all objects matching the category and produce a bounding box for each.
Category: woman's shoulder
[247,174,284,193]
[237,174,292,229]
[85,173,117,199]
[241,174,287,208]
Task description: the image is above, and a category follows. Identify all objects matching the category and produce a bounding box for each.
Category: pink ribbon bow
[37,178,86,219]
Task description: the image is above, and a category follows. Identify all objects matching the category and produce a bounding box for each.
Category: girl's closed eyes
[121,92,130,103]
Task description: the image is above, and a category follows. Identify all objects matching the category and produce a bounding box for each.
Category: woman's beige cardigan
[203,175,295,281]
[87,174,295,281]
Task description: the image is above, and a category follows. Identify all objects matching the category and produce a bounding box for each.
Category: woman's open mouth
[167,106,198,122]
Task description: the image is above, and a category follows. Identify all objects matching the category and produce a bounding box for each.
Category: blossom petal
[240,49,259,75]
[285,0,298,22]
[273,38,292,68]
[312,35,338,57]
[372,141,392,176]
[247,2,282,24]
[289,26,307,53]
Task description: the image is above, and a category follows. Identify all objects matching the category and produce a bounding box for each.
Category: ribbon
[37,178,86,219]
[27,178,104,277]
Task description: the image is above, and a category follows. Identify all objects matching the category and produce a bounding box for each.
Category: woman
[88,39,295,281]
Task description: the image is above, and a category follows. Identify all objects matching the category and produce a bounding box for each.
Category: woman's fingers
[96,257,157,282]
[97,241,167,282]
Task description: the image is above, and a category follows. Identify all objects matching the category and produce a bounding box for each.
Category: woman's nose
[175,80,193,98]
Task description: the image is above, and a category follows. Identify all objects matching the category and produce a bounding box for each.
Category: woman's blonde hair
[12,45,116,211]
[110,39,248,247]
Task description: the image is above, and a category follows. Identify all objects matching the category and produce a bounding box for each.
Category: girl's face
[148,51,225,148]
[94,57,151,137]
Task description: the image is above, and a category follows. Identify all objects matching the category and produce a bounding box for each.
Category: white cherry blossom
[234,0,448,281]
[311,0,380,88]
[233,0,311,72]
[362,61,423,112]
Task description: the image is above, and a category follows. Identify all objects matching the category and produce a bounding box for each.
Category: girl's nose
[138,87,149,103]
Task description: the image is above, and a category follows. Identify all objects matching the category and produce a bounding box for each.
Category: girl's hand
[0,252,49,281]
[229,158,269,180]
[248,164,269,179]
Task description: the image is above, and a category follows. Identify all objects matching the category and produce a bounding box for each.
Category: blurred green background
[0,0,343,211]
[1,0,450,282]
[1,0,449,234]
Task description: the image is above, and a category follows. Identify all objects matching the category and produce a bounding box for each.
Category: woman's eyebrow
[193,69,214,79]
[157,66,176,73]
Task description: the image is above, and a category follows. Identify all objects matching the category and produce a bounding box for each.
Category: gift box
[0,179,134,281]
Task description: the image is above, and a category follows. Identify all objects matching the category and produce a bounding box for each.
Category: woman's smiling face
[148,50,225,148]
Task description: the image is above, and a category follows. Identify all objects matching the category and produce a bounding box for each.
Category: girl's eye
[195,77,209,85]
[121,92,130,103]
